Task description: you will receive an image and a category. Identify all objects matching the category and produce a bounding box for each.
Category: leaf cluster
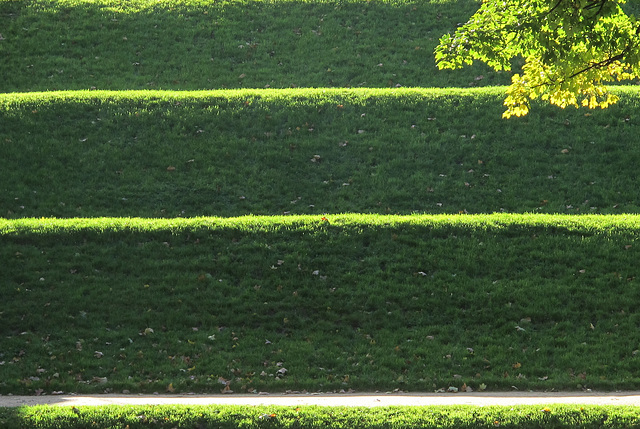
[436,0,640,117]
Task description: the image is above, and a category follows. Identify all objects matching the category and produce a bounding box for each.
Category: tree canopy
[435,0,640,117]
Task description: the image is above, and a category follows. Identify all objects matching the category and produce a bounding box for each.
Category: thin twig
[566,52,625,79]
[544,0,565,17]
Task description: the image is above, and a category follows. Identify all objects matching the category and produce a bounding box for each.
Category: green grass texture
[3,404,640,429]
[0,0,510,92]
[1,88,639,219]
[3,214,640,394]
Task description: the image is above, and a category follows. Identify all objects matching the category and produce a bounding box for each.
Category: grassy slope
[2,0,634,93]
[1,88,639,218]
[3,214,640,394]
[0,0,508,92]
[2,0,640,396]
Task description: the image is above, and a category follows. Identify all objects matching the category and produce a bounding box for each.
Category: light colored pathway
[2,392,640,408]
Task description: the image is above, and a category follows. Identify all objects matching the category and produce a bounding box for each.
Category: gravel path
[2,392,640,407]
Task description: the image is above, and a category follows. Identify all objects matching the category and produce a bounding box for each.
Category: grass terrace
[0,0,509,92]
[4,213,640,394]
[2,88,639,218]
[2,0,640,404]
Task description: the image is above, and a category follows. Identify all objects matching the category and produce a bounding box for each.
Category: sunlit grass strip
[2,214,640,235]
[4,404,640,429]
[0,87,504,107]
[3,87,640,106]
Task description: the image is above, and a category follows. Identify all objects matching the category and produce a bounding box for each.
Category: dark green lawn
[2,0,640,397]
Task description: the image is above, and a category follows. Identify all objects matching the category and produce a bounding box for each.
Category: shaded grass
[1,88,640,219]
[2,215,640,394]
[3,404,640,428]
[0,0,510,93]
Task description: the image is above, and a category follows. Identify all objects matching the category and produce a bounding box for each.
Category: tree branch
[566,53,624,79]
[530,50,626,89]
[531,21,639,89]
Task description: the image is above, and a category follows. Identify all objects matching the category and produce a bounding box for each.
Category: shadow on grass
[0,0,507,92]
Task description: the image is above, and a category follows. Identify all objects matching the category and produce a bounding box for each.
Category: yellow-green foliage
[436,0,640,117]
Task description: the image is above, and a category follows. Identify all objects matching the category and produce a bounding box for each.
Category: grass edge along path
[2,404,640,429]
